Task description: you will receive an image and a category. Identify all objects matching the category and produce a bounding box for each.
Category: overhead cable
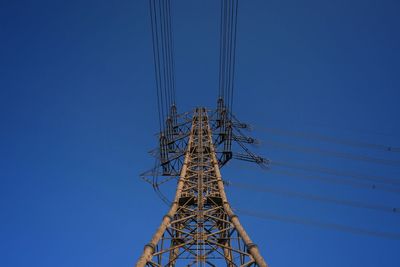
[258,126,400,153]
[235,208,400,240]
[229,181,400,214]
[265,140,400,167]
[271,160,400,186]
[149,0,176,131]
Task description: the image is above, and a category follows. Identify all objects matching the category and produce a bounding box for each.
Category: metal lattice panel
[136,108,267,267]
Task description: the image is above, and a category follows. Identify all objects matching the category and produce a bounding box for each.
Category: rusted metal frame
[202,171,215,178]
[139,109,267,266]
[167,242,192,266]
[181,178,197,186]
[206,239,252,258]
[160,150,185,165]
[169,141,188,156]
[152,239,195,257]
[200,216,222,237]
[222,216,235,267]
[201,217,218,234]
[181,184,197,192]
[203,172,217,179]
[176,111,193,121]
[170,210,189,221]
[177,224,196,239]
[205,228,225,244]
[154,243,161,265]
[169,213,196,225]
[183,168,196,175]
[172,137,188,152]
[235,230,246,265]
[185,167,198,173]
[136,116,197,267]
[163,240,198,266]
[158,234,165,264]
[166,131,190,145]
[182,174,196,182]
[179,216,196,230]
[198,249,226,263]
[180,220,198,238]
[172,120,192,131]
[167,241,178,266]
[196,109,205,264]
[205,115,268,267]
[203,174,216,181]
[187,255,216,267]
[145,260,162,267]
[205,217,231,235]
[202,245,221,261]
[184,174,196,181]
[206,232,234,246]
[204,213,232,225]
[224,244,234,267]
[203,197,223,209]
[202,205,223,216]
[165,223,180,265]
[175,204,195,214]
[205,242,238,267]
[204,211,225,226]
[167,157,183,174]
[169,214,196,232]
[204,225,234,240]
[166,225,191,237]
[177,213,194,224]
[239,260,257,267]
[201,220,219,235]
[180,242,201,258]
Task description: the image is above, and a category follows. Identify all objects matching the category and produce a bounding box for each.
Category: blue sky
[1,0,400,266]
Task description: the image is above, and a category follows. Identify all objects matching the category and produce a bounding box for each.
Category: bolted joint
[247,243,258,253]
[230,214,238,220]
[163,214,173,221]
[144,243,155,254]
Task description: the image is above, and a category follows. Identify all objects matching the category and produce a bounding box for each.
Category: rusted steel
[136,108,268,266]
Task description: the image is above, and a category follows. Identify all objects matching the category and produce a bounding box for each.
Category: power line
[258,126,400,153]
[229,181,400,214]
[148,0,176,132]
[230,0,239,116]
[218,0,239,116]
[160,0,170,110]
[234,163,400,195]
[235,208,400,240]
[149,0,163,131]
[264,139,400,167]
[166,0,176,104]
[269,169,400,195]
[271,160,400,186]
[218,0,224,99]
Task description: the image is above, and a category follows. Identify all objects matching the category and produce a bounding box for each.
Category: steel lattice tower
[136,108,267,267]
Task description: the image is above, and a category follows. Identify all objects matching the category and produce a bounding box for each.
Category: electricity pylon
[136,107,268,267]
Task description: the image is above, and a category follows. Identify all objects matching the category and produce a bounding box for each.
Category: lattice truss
[137,108,267,267]
[141,100,268,205]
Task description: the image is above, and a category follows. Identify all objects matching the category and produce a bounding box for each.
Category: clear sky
[1,0,400,266]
